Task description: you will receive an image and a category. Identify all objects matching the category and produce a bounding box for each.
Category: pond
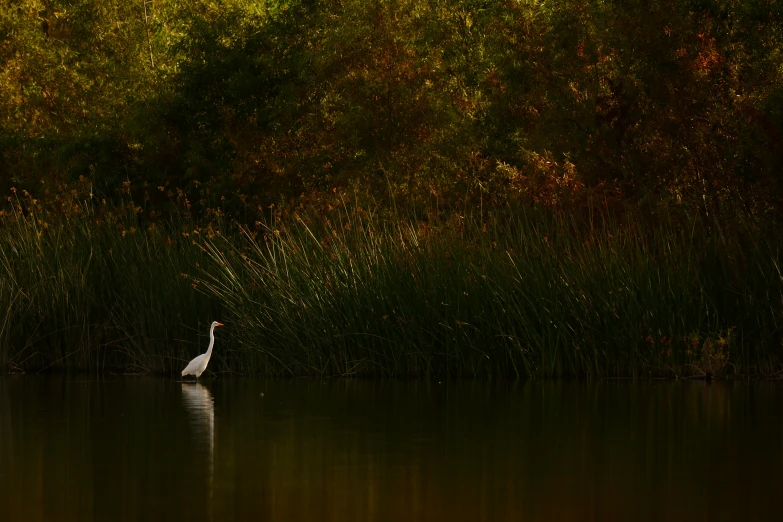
[0,377,780,521]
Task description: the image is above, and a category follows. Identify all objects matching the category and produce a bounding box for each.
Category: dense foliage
[2,0,782,215]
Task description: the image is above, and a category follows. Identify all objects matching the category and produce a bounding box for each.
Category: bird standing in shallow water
[182,321,224,379]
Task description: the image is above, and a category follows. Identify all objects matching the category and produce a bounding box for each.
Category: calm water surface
[0,377,781,521]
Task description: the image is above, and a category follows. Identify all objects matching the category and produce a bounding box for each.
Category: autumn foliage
[1,0,781,217]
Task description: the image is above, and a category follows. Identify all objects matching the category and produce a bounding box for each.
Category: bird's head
[212,321,224,328]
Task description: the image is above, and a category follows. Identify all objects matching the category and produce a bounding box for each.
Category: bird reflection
[182,383,215,518]
[182,382,215,447]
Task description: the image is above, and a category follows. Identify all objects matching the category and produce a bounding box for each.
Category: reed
[200,204,782,378]
[0,193,220,373]
[1,192,780,378]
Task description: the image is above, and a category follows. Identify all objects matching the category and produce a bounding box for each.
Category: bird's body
[181,353,210,378]
[182,321,224,379]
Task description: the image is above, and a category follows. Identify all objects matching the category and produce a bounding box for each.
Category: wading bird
[182,321,224,379]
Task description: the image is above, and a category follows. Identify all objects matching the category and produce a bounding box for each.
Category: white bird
[182,321,224,379]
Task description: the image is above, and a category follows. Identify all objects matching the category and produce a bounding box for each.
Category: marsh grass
[201,203,782,378]
[0,191,221,373]
[1,189,781,378]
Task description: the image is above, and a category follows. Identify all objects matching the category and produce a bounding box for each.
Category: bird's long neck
[205,325,216,359]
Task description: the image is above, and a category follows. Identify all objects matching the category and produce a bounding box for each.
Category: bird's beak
[216,322,224,327]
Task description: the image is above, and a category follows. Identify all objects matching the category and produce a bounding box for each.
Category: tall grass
[1,191,781,378]
[0,194,220,373]
[201,204,783,378]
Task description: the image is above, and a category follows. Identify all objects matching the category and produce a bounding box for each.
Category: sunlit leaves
[1,0,781,213]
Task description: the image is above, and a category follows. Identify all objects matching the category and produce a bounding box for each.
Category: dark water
[0,378,781,521]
